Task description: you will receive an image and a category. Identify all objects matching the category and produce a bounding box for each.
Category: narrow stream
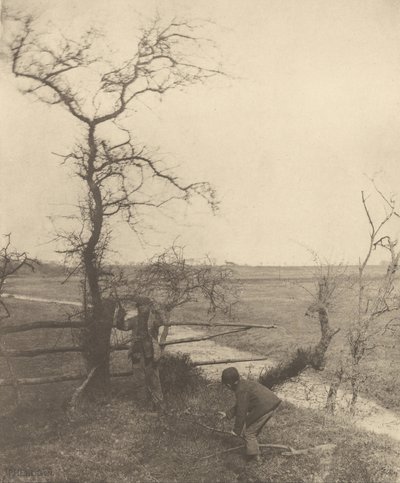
[4,293,400,442]
[166,325,400,442]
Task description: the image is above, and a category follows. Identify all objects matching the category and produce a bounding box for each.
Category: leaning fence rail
[0,318,276,386]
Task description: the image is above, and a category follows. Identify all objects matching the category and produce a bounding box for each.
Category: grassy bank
[0,377,399,483]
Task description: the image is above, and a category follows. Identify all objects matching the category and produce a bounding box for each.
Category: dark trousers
[241,409,276,455]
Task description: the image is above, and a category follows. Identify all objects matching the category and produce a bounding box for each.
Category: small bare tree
[0,234,36,405]
[4,10,223,396]
[324,186,400,414]
[346,189,400,411]
[122,246,238,325]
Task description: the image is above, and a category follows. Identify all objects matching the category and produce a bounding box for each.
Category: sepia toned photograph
[0,0,399,481]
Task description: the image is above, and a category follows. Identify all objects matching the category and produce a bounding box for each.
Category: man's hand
[217,411,226,419]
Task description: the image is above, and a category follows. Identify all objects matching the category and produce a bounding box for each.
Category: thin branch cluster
[0,234,36,320]
[348,188,400,363]
[122,246,239,318]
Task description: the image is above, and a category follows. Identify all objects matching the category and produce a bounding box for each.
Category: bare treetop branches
[121,245,239,318]
[0,234,37,320]
[6,13,223,124]
[5,10,221,243]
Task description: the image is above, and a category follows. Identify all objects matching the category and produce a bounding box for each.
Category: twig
[194,420,296,453]
[194,420,234,436]
[199,443,296,461]
[199,445,245,460]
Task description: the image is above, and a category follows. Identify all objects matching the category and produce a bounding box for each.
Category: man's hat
[221,367,240,386]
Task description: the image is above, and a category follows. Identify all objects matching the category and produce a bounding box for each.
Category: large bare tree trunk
[78,124,113,397]
[349,365,360,414]
[80,312,113,397]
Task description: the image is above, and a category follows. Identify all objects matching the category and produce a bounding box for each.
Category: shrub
[259,348,310,388]
[159,352,204,395]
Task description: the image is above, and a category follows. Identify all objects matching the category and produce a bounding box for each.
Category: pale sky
[1,0,400,266]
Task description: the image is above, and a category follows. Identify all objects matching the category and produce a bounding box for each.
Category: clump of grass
[159,352,204,395]
[259,348,310,388]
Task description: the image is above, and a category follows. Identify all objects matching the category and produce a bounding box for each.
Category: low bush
[159,352,204,395]
[259,348,310,388]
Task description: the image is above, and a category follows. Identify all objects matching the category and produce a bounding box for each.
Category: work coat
[226,379,281,435]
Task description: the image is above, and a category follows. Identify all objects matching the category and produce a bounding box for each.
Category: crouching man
[220,367,281,461]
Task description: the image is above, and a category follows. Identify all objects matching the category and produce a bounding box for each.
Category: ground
[0,267,399,482]
[1,377,399,483]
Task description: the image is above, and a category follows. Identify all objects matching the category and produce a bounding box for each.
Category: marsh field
[0,265,399,482]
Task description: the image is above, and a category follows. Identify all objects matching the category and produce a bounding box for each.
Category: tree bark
[350,369,360,414]
[325,366,343,414]
[79,123,112,397]
[80,302,113,398]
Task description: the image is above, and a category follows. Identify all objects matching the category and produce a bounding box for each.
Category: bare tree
[345,189,400,411]
[323,186,400,414]
[259,261,342,389]
[0,234,37,317]
[0,234,36,405]
[4,11,223,395]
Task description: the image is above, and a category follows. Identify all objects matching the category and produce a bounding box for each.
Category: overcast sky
[1,0,400,266]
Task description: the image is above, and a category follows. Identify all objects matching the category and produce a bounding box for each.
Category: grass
[0,377,398,483]
[0,268,399,481]
[172,276,400,411]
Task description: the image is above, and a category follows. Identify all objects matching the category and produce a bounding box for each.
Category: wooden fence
[0,318,276,387]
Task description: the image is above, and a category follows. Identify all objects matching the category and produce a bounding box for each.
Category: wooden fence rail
[0,319,275,385]
[0,321,85,335]
[0,355,271,386]
[0,320,276,336]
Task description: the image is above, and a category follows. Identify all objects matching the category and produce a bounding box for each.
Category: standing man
[115,296,165,410]
[220,367,281,461]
